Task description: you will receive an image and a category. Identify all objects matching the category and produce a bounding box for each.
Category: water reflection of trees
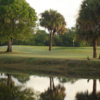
[0,74,36,100]
[40,77,66,100]
[12,74,30,83]
[76,79,100,100]
[58,77,79,84]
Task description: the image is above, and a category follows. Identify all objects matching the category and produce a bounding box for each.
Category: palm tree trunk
[49,32,53,51]
[92,79,96,97]
[52,78,55,90]
[93,39,97,58]
[6,38,13,52]
[52,32,55,44]
[7,74,12,87]
[50,77,54,90]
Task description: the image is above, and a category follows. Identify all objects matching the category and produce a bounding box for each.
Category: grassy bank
[0,57,100,79]
[0,45,100,78]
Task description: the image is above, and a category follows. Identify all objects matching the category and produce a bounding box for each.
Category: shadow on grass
[0,51,24,54]
[53,47,93,51]
[0,51,8,54]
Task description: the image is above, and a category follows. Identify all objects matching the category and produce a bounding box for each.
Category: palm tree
[40,9,66,51]
[75,0,100,58]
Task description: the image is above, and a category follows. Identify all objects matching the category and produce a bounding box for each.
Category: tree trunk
[50,77,54,90]
[49,32,53,51]
[92,79,96,97]
[7,74,12,87]
[52,32,55,44]
[6,38,13,52]
[93,39,97,58]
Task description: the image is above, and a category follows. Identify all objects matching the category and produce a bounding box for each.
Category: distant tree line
[0,29,92,47]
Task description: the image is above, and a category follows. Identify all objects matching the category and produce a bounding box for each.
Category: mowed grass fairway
[0,45,100,60]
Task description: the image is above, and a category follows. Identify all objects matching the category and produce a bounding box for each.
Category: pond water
[0,73,100,100]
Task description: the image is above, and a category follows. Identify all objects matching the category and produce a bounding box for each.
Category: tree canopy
[40,9,66,35]
[75,0,100,58]
[0,0,37,51]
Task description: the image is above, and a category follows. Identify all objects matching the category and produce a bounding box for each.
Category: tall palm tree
[75,0,100,58]
[40,9,66,51]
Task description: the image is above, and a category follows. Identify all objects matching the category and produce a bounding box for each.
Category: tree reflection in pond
[0,74,38,100]
[12,74,30,83]
[40,77,66,100]
[58,77,79,84]
[75,79,100,100]
[7,74,13,87]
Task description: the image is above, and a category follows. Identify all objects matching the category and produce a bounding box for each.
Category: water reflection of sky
[1,74,100,100]
[64,79,100,100]
[23,76,100,100]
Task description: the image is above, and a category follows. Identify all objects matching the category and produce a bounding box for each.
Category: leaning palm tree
[39,9,66,51]
[75,0,100,58]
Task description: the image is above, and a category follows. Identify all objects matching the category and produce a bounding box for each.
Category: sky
[26,0,83,29]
